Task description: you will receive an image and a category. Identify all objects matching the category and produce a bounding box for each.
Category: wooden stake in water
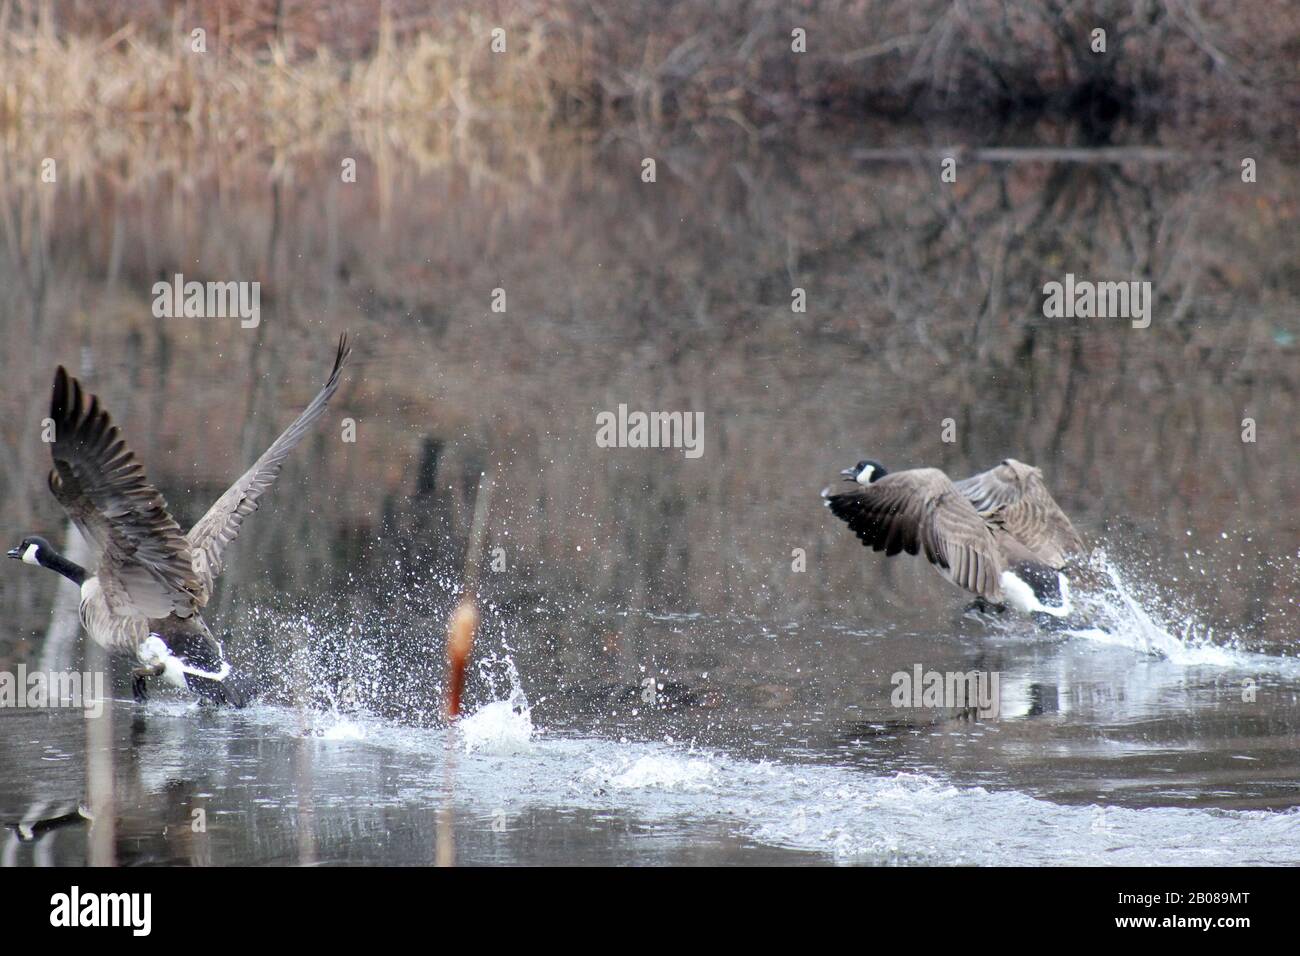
[445,598,478,720]
[437,470,493,867]
[445,471,493,720]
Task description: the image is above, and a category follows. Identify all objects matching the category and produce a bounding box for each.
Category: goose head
[8,535,87,585]
[840,459,889,485]
[8,535,53,567]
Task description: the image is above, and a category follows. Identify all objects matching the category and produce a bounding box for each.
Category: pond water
[0,119,1296,864]
[4,602,1300,866]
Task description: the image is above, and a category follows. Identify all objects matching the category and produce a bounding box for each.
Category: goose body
[9,335,351,705]
[822,458,1085,618]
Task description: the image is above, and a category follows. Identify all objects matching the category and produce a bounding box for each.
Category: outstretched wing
[955,458,1084,568]
[48,368,202,619]
[187,334,351,599]
[823,468,1004,601]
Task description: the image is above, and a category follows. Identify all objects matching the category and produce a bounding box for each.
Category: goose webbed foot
[131,664,164,703]
[963,597,1005,617]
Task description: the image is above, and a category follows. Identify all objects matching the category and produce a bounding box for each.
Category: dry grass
[0,18,581,134]
[1,0,1296,135]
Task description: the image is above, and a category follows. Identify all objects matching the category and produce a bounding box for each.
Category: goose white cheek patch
[856,466,875,484]
[22,544,40,565]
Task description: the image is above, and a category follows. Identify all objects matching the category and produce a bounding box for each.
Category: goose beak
[7,547,21,560]
[840,467,858,481]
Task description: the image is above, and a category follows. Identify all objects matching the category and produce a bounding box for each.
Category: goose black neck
[43,550,87,586]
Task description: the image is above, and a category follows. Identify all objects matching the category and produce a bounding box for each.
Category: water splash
[458,654,533,754]
[582,753,718,792]
[316,719,367,741]
[1066,550,1284,669]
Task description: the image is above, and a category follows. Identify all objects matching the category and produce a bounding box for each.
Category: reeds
[1,1,1295,135]
[0,0,602,133]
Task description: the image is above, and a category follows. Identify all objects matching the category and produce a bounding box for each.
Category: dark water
[4,612,1300,865]
[0,119,1297,864]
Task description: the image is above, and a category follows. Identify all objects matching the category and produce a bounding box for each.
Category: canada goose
[8,335,351,706]
[822,458,1085,617]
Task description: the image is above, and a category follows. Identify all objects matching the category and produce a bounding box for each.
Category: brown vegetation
[1,0,1296,136]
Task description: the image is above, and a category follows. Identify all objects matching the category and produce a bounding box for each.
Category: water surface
[0,118,1296,865]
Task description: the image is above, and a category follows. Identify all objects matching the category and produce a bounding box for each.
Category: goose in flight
[8,335,351,705]
[822,458,1085,618]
